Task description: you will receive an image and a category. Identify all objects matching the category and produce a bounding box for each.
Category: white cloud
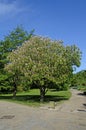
[0,1,24,16]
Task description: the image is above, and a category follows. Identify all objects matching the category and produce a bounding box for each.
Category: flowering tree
[5,36,81,101]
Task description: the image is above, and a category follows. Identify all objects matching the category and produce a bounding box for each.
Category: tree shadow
[45,95,69,102]
[0,94,68,103]
[77,109,86,112]
[77,92,86,96]
[83,104,86,109]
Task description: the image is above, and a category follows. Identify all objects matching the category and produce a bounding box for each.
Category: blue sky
[0,0,86,72]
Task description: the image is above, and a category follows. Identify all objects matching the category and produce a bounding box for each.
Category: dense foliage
[5,36,81,101]
[0,26,34,94]
[73,70,86,91]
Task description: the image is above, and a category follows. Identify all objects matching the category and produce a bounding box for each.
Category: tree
[5,36,81,101]
[61,45,82,89]
[0,26,34,95]
[75,70,86,88]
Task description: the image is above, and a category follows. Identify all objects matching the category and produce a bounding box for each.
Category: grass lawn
[0,89,71,107]
[78,85,86,91]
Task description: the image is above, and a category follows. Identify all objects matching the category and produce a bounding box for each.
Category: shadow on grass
[0,94,69,103]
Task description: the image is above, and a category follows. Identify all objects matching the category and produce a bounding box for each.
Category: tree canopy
[0,26,34,93]
[74,70,86,87]
[5,36,81,101]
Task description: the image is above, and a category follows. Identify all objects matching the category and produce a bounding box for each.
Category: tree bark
[12,73,18,99]
[13,82,17,99]
[40,86,45,102]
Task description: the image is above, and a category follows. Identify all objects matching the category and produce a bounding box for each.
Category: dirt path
[0,89,86,130]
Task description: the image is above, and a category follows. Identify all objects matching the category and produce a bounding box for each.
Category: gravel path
[0,89,86,130]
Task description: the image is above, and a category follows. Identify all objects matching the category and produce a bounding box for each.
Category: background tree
[74,70,86,90]
[0,26,34,95]
[5,36,81,101]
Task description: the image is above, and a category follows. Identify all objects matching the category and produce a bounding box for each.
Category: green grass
[0,89,71,107]
[78,85,86,91]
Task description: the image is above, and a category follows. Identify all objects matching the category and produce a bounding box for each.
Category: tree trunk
[40,86,45,102]
[12,74,18,99]
[13,83,17,99]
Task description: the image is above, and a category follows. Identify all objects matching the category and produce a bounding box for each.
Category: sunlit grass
[0,89,71,107]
